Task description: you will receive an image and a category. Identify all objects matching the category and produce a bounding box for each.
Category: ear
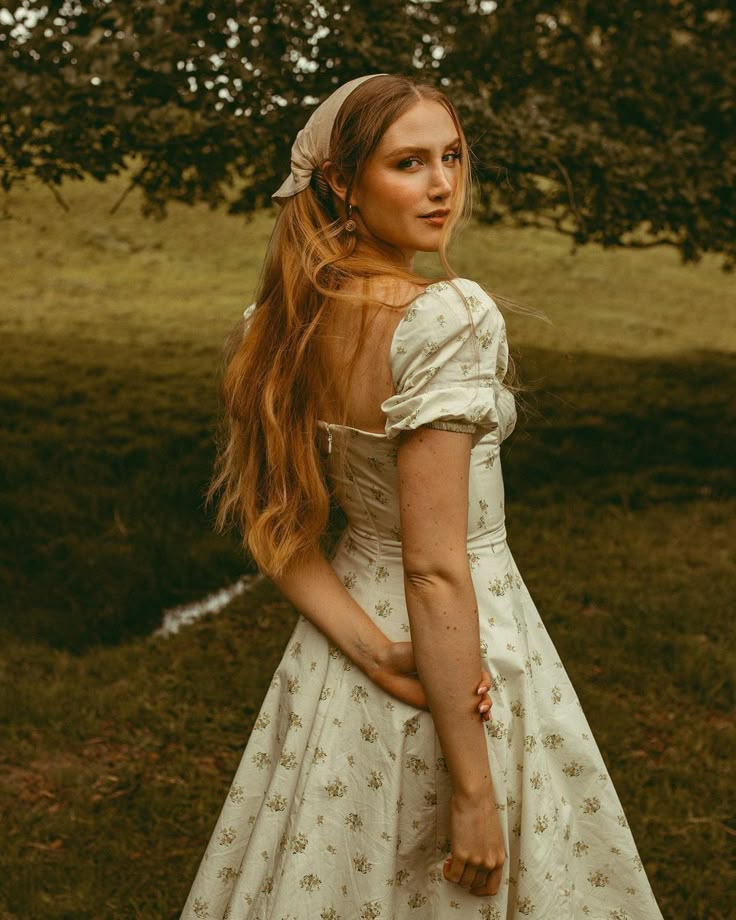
[321,160,349,206]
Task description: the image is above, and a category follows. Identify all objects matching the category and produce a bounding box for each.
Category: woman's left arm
[270,547,428,708]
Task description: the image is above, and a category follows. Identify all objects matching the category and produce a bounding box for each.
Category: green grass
[1,174,735,918]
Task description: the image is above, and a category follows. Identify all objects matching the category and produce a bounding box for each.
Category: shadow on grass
[1,336,734,651]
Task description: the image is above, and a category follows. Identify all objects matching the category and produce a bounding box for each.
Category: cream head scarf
[271,74,387,204]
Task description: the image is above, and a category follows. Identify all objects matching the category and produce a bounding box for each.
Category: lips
[420,209,450,219]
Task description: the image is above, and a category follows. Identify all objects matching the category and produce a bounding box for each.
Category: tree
[1,0,734,267]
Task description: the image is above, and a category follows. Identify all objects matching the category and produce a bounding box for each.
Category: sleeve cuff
[424,419,477,434]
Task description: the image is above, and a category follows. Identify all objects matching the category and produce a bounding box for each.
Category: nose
[429,160,453,200]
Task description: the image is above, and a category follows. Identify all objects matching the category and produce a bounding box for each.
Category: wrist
[353,625,391,680]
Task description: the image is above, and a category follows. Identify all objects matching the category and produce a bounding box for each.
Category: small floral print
[290,641,302,658]
[313,746,327,763]
[321,909,341,920]
[288,712,303,729]
[299,873,322,892]
[216,866,240,882]
[360,902,383,919]
[402,714,421,736]
[342,572,357,589]
[467,551,480,569]
[375,600,393,618]
[266,793,287,812]
[424,790,437,806]
[486,719,507,740]
[543,733,564,750]
[351,685,369,703]
[477,329,494,349]
[253,712,271,731]
[551,686,562,704]
[609,912,633,920]
[345,812,364,831]
[529,771,543,790]
[370,487,388,505]
[252,752,271,769]
[435,756,449,773]
[218,826,237,846]
[319,687,332,701]
[405,755,428,775]
[588,870,609,888]
[408,893,427,909]
[367,771,384,790]
[261,876,274,894]
[290,833,308,854]
[534,815,549,834]
[403,305,419,322]
[573,841,590,858]
[361,724,378,743]
[618,813,630,829]
[436,312,447,326]
[374,565,390,582]
[563,761,584,777]
[353,854,373,874]
[480,906,502,920]
[192,898,209,918]
[367,456,384,472]
[325,778,348,798]
[228,783,245,803]
[632,854,643,871]
[287,677,300,694]
[582,796,601,815]
[516,897,535,916]
[511,700,525,718]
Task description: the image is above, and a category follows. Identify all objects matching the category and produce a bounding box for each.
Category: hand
[443,789,506,896]
[370,640,493,720]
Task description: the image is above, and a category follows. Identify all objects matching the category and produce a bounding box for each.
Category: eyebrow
[383,138,461,159]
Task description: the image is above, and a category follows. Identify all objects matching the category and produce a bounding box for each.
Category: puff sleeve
[380,279,516,445]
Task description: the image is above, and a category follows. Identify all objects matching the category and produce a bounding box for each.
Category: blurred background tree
[1,0,734,267]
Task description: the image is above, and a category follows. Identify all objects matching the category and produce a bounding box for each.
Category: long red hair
[209,75,472,576]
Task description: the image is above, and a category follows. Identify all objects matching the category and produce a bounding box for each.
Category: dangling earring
[344,203,357,233]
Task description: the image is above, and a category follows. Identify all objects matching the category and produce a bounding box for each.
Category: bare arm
[271,547,474,711]
[398,425,505,895]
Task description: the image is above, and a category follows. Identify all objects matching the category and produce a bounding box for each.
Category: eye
[397,156,423,169]
[443,150,462,164]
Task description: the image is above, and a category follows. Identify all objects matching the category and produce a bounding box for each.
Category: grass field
[1,175,735,918]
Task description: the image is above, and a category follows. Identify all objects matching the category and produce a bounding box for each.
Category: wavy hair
[209,75,473,576]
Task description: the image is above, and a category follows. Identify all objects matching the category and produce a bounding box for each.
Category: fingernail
[477,686,488,694]
[479,703,490,712]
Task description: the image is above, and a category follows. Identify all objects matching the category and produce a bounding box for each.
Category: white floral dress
[180,279,663,920]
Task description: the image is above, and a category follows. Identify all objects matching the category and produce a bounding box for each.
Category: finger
[443,856,464,885]
[458,863,482,889]
[481,863,504,896]
[470,870,491,896]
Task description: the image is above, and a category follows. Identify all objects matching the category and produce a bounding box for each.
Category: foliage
[0,1,734,266]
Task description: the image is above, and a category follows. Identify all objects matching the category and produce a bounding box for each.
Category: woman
[181,75,663,919]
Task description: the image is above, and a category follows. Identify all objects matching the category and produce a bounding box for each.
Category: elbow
[402,559,471,595]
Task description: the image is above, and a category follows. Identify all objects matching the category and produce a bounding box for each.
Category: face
[349,99,463,265]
